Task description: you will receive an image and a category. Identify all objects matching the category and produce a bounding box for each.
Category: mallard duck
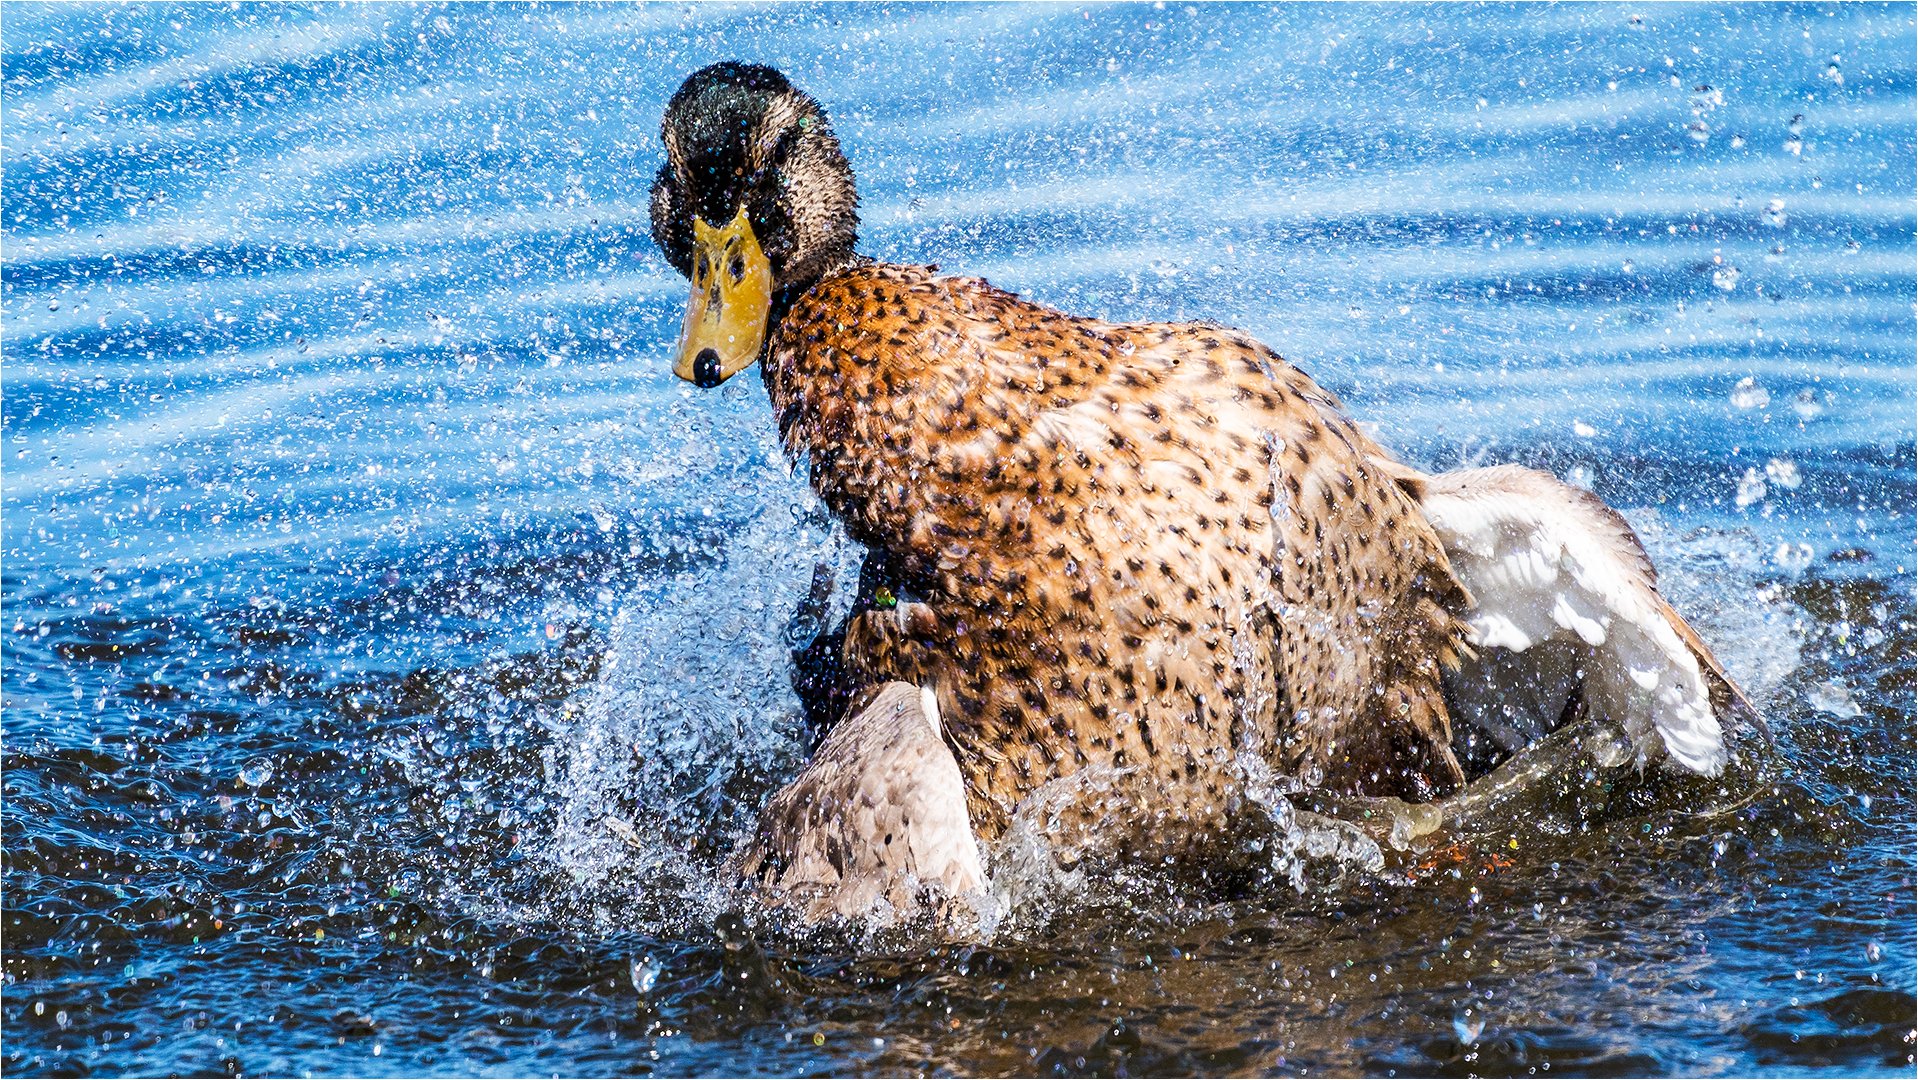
[649,63,1755,923]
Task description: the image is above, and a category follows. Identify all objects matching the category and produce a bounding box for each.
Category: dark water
[4,3,1914,1076]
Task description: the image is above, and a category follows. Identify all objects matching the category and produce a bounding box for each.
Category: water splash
[528,450,865,934]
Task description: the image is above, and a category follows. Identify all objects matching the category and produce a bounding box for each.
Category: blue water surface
[4,3,1914,1077]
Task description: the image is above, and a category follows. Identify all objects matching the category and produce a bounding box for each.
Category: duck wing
[1384,462,1758,776]
[733,680,986,926]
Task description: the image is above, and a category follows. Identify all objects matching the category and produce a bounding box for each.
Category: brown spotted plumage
[764,264,1472,839]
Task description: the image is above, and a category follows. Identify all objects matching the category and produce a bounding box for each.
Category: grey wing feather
[733,681,985,927]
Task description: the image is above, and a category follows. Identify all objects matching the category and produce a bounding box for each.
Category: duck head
[651,63,859,388]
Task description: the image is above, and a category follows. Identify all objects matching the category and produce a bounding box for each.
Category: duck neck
[757,251,913,561]
[760,247,869,413]
[767,248,867,331]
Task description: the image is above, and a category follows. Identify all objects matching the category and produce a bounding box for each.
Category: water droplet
[1806,680,1862,719]
[1765,458,1802,490]
[1773,542,1814,573]
[239,758,274,788]
[1729,377,1770,409]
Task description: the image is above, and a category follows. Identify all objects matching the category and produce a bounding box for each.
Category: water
[4,3,1913,1075]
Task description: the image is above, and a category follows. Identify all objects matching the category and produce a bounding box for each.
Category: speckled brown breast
[763,262,1471,839]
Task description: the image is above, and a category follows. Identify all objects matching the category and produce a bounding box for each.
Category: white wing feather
[1413,465,1728,775]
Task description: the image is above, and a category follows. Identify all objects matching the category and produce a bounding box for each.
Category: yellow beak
[671,207,775,388]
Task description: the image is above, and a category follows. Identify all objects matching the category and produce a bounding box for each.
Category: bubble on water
[1566,464,1596,490]
[1866,941,1882,963]
[1572,420,1597,438]
[1790,388,1825,421]
[1765,197,1787,228]
[629,954,662,994]
[1734,468,1767,508]
[1806,680,1862,719]
[1824,56,1843,86]
[47,298,60,312]
[1764,458,1802,490]
[1730,133,1746,149]
[239,758,274,788]
[1711,265,1741,291]
[1729,377,1770,410]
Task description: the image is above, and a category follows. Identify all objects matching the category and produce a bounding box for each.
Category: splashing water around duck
[4,5,1910,1076]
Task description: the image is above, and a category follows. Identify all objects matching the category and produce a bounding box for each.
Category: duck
[646,62,1758,925]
